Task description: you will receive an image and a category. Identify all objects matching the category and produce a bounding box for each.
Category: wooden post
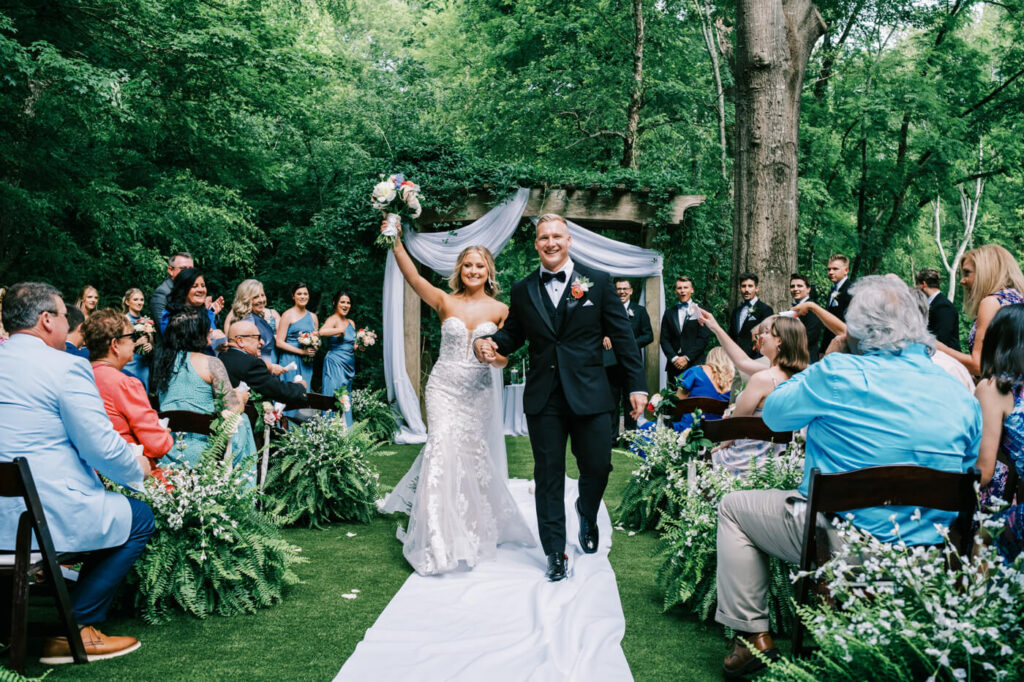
[403,279,421,401]
[645,276,663,392]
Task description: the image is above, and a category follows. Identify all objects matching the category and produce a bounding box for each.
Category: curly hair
[845,275,935,354]
[230,279,264,321]
[82,308,131,361]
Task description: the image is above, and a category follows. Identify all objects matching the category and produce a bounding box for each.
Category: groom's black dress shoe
[546,553,568,582]
[576,498,598,554]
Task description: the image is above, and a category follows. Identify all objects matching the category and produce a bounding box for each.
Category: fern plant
[351,387,399,443]
[125,413,305,623]
[655,441,805,633]
[263,415,383,528]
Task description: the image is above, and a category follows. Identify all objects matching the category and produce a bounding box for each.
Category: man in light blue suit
[0,282,155,663]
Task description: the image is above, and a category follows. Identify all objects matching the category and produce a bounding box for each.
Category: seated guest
[64,305,90,358]
[220,320,307,406]
[151,310,256,480]
[698,311,808,476]
[974,303,1024,560]
[0,282,154,662]
[75,284,99,319]
[727,273,773,359]
[714,276,980,677]
[160,267,226,352]
[83,309,173,463]
[225,279,284,373]
[671,346,734,431]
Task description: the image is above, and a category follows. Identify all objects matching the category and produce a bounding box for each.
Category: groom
[474,214,648,581]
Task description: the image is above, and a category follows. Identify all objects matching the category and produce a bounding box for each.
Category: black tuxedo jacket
[659,303,711,371]
[793,298,822,363]
[491,263,645,416]
[819,278,853,354]
[219,347,307,405]
[606,301,654,366]
[928,291,961,351]
[728,299,774,358]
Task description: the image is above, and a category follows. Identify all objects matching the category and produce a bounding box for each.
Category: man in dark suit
[220,320,307,404]
[728,273,774,359]
[915,268,961,351]
[819,254,853,356]
[789,273,822,362]
[150,251,193,329]
[660,276,712,384]
[605,278,654,441]
[475,214,647,582]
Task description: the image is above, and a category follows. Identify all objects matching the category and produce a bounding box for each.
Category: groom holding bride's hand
[474,214,648,582]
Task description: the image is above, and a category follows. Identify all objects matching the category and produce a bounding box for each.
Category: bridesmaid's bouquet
[372,173,422,248]
[355,328,377,351]
[297,331,320,363]
[132,316,156,354]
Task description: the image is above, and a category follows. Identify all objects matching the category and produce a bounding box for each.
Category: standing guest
[122,288,153,391]
[715,276,980,677]
[790,273,821,362]
[220,320,307,405]
[83,309,173,463]
[605,278,654,440]
[276,282,319,388]
[64,306,90,358]
[76,285,99,319]
[660,276,712,383]
[937,244,1024,377]
[151,310,256,480]
[159,268,226,352]
[818,254,853,356]
[671,346,735,431]
[320,290,357,427]
[728,273,774,359]
[225,279,284,374]
[914,268,961,350]
[150,251,194,325]
[0,282,154,663]
[699,311,808,476]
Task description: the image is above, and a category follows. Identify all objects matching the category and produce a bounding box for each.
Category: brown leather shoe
[41,626,141,664]
[723,631,779,678]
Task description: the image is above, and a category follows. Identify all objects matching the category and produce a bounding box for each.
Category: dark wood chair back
[792,465,979,656]
[0,458,87,672]
[283,392,337,412]
[159,410,217,436]
[700,416,793,444]
[666,397,730,422]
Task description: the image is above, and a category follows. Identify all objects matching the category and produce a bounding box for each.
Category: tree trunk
[695,0,728,181]
[620,0,644,168]
[732,0,825,311]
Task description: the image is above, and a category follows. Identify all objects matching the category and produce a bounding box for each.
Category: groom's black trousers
[526,383,613,556]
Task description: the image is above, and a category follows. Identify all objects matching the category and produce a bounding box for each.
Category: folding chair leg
[792,576,810,657]
[41,549,86,664]
[10,514,32,674]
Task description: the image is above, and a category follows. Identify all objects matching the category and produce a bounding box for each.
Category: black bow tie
[541,271,566,284]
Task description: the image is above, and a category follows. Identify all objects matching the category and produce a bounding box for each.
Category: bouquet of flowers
[132,316,156,354]
[296,331,320,363]
[372,173,422,248]
[261,401,286,429]
[355,327,377,351]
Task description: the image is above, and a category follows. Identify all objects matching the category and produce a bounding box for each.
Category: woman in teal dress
[122,288,153,391]
[319,290,356,427]
[151,310,257,485]
[275,282,319,388]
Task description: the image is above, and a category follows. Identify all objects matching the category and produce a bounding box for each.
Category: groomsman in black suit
[915,268,961,351]
[660,276,712,383]
[605,278,654,441]
[789,273,822,362]
[727,273,774,359]
[819,254,853,356]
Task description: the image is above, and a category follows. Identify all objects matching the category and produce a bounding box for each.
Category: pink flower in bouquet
[355,328,377,351]
[297,331,321,364]
[373,173,424,248]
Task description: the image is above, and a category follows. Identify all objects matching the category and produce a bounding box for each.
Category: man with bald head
[220,320,307,404]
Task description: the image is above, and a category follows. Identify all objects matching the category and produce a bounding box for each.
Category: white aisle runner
[335,478,632,682]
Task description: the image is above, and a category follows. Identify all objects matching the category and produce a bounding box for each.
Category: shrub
[351,387,399,443]
[263,415,383,528]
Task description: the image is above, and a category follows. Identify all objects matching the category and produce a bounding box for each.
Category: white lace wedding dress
[382,317,535,575]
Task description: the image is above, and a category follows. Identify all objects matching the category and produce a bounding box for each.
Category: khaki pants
[715,489,818,632]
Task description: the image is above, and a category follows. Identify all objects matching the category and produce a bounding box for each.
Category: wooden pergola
[404,186,705,397]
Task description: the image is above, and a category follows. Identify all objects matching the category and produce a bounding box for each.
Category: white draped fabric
[383,188,664,447]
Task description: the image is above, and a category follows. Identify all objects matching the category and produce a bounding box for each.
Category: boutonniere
[627,308,634,317]
[570,275,593,299]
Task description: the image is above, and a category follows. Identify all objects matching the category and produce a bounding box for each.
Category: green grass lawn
[10,438,727,681]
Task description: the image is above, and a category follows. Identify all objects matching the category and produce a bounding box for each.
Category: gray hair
[2,282,63,333]
[845,275,935,354]
[168,251,193,267]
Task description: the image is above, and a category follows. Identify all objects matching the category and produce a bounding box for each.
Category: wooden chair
[283,392,337,412]
[0,458,87,673]
[792,465,980,656]
[664,397,730,423]
[700,416,793,445]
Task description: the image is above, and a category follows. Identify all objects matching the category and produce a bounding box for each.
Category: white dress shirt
[540,259,574,307]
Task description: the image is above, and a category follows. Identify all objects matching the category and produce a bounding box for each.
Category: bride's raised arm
[389,220,447,312]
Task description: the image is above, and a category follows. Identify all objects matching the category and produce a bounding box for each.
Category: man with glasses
[604,278,654,441]
[0,282,154,663]
[150,251,194,325]
[220,320,308,404]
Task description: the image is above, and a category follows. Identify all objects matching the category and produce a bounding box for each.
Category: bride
[380,222,535,575]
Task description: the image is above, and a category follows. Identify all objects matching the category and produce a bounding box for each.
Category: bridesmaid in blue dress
[319,290,357,427]
[275,282,319,388]
[122,288,153,391]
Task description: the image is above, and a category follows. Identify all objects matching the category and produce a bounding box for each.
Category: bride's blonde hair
[448,246,499,297]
